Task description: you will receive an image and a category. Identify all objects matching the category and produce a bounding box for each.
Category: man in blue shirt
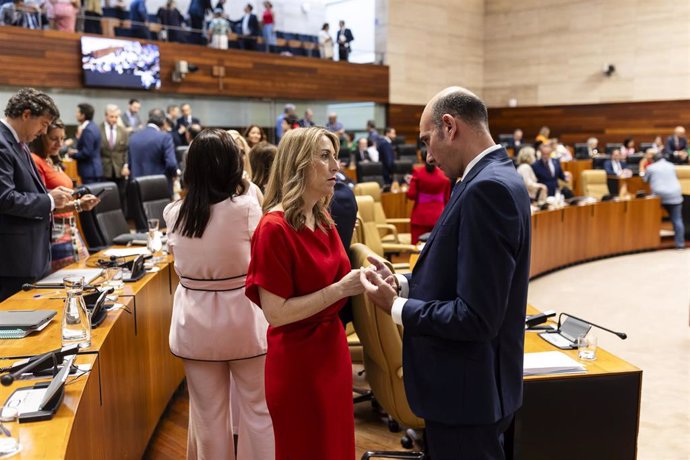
[275,103,295,143]
[644,154,685,248]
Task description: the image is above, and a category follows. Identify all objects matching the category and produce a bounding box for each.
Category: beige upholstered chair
[354,196,417,271]
[580,169,609,199]
[354,182,412,244]
[676,165,690,195]
[350,243,425,459]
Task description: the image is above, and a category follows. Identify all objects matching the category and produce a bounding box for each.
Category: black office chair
[593,155,610,170]
[574,143,590,159]
[397,144,418,162]
[498,133,513,147]
[393,159,414,184]
[80,182,132,251]
[127,175,172,232]
[357,162,385,187]
[639,142,654,152]
[605,143,623,155]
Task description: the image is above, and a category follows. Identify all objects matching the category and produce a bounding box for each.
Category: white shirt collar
[0,118,20,143]
[461,144,502,181]
[79,120,90,130]
[147,123,160,131]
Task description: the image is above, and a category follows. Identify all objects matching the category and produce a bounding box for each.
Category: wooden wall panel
[0,27,389,103]
[489,100,690,146]
[391,99,690,148]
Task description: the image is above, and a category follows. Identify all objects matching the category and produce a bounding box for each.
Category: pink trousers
[184,356,274,459]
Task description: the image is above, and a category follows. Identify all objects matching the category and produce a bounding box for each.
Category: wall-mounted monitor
[81,36,161,90]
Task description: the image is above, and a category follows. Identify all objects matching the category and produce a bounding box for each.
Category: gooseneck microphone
[1,353,56,386]
[561,313,627,340]
[22,283,98,292]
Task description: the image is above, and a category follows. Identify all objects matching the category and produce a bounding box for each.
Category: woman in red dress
[246,127,363,460]
[406,150,451,244]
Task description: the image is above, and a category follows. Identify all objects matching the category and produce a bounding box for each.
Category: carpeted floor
[528,249,690,460]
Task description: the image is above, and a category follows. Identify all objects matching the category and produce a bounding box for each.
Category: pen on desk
[0,422,11,437]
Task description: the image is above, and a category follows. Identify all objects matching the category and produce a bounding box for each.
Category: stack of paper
[37,268,104,285]
[523,351,586,376]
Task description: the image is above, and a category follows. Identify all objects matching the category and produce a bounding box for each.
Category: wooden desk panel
[0,255,183,459]
[562,159,592,196]
[530,198,660,278]
[380,191,413,233]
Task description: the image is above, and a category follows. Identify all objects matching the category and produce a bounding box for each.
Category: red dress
[245,211,354,460]
[406,165,451,244]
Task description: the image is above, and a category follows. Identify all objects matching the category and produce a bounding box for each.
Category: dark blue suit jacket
[128,126,178,188]
[401,147,531,425]
[0,122,52,278]
[603,159,628,176]
[531,158,565,196]
[377,138,395,184]
[74,121,103,181]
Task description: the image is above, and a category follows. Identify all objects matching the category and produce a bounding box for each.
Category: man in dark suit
[603,148,631,177]
[128,108,179,194]
[100,104,130,208]
[531,142,571,196]
[237,3,260,51]
[175,103,200,146]
[507,128,525,152]
[361,87,531,459]
[68,103,102,184]
[336,20,354,62]
[377,126,396,185]
[0,88,72,301]
[664,126,688,164]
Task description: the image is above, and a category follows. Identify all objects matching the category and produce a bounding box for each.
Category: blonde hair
[517,146,536,165]
[228,130,252,177]
[263,127,339,232]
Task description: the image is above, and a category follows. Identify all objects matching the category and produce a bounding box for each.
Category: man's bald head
[426,86,488,132]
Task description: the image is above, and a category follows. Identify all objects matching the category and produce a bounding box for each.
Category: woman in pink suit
[164,129,274,460]
[50,0,77,31]
[406,150,451,244]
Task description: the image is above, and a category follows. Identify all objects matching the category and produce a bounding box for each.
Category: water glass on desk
[0,407,21,457]
[147,218,164,264]
[577,334,598,361]
[103,267,124,291]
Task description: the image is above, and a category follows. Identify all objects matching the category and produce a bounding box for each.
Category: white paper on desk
[523,351,586,376]
[103,247,151,257]
[38,268,103,285]
[4,388,45,414]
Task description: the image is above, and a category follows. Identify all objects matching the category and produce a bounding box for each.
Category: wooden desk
[607,175,650,196]
[530,197,660,278]
[62,158,80,186]
[0,255,184,459]
[512,306,641,459]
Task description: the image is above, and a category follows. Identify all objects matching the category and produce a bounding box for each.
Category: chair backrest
[354,196,384,257]
[349,243,424,429]
[605,143,623,155]
[81,182,130,248]
[354,182,387,226]
[639,142,654,152]
[396,144,418,161]
[580,169,609,199]
[592,155,610,170]
[676,165,690,195]
[127,175,172,232]
[393,159,414,183]
[356,161,385,187]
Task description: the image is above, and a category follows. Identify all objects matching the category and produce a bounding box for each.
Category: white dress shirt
[390,144,502,325]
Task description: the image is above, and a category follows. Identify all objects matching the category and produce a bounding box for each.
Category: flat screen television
[81,36,161,90]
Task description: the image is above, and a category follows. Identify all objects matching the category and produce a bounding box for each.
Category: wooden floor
[143,364,415,459]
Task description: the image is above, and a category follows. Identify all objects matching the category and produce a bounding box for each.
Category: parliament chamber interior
[0,0,688,459]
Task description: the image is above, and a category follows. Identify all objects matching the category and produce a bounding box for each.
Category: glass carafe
[61,276,91,349]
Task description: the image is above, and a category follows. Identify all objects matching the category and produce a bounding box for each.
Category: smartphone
[94,188,106,198]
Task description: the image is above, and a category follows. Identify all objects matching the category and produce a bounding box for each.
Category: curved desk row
[0,256,183,459]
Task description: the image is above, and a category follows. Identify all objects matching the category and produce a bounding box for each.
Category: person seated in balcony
[129,0,150,39]
[604,148,632,178]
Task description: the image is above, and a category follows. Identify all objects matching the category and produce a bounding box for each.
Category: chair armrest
[376,223,399,241]
[382,243,420,254]
[386,217,411,224]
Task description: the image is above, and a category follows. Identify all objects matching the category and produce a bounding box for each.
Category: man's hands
[79,194,100,211]
[49,186,72,209]
[360,267,397,315]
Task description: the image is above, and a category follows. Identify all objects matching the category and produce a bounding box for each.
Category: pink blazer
[164,184,268,361]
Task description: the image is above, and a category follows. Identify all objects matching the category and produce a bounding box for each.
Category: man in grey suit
[0,88,72,300]
[100,104,130,209]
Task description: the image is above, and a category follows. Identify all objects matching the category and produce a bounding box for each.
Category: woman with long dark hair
[243,124,267,148]
[406,148,451,244]
[163,128,274,459]
[30,119,99,270]
[248,141,276,193]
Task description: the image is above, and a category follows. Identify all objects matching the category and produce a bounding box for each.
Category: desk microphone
[560,313,627,340]
[0,345,80,385]
[22,283,97,292]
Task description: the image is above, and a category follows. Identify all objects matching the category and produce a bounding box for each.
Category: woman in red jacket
[406,150,451,244]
